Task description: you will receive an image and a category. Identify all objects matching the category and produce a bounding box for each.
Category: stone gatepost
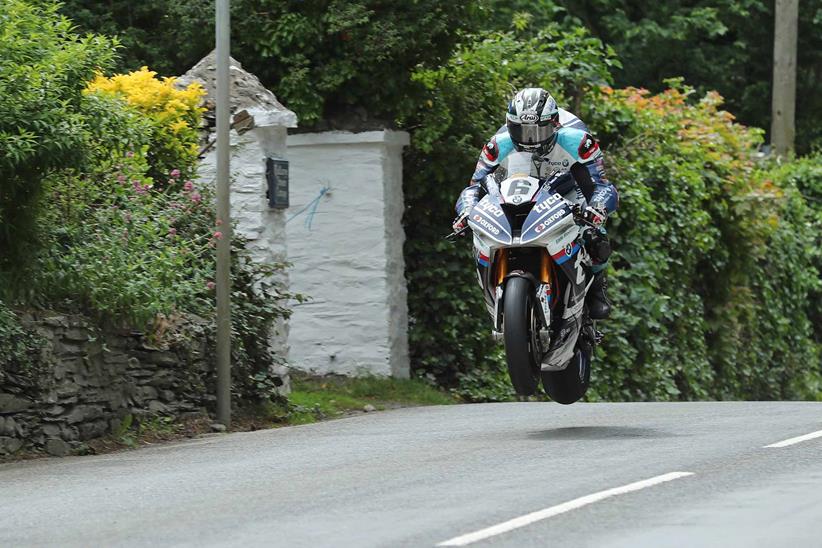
[285,131,411,378]
[179,53,297,390]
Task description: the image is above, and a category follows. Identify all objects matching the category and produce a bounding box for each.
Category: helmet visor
[509,123,553,146]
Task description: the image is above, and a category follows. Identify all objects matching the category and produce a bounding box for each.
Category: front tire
[503,276,541,396]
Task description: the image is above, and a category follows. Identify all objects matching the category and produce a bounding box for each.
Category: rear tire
[503,277,541,396]
[541,338,592,404]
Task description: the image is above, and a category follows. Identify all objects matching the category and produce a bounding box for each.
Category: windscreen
[501,151,537,178]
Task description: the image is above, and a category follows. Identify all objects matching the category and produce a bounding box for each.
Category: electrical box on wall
[266,158,289,209]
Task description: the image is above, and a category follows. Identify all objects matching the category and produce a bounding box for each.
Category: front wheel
[503,276,541,396]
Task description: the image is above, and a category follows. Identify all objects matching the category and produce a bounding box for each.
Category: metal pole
[215,0,232,427]
[771,0,798,156]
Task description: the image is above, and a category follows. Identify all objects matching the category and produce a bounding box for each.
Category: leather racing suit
[457,108,618,227]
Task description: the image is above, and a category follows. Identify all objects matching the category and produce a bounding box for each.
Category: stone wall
[285,130,411,378]
[0,313,212,457]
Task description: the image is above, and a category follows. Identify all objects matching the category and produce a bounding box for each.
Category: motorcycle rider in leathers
[453,88,618,319]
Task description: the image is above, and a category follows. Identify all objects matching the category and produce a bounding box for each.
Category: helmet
[506,88,559,149]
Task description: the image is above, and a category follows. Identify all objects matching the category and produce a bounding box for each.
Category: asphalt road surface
[2,402,822,547]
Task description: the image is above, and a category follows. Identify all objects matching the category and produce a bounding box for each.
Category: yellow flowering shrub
[86,67,205,182]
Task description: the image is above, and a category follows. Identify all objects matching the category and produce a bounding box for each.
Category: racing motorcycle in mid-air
[449,151,609,404]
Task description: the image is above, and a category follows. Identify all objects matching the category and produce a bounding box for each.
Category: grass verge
[286,373,455,424]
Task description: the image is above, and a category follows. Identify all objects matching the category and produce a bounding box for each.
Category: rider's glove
[583,205,608,228]
[452,213,469,236]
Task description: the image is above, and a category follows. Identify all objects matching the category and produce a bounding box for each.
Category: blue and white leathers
[458,109,619,218]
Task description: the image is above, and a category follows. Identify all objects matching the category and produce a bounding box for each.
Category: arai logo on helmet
[519,112,539,123]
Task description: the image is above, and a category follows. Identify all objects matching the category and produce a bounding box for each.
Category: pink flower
[206,281,216,290]
[126,151,134,158]
[170,169,181,179]
[168,227,177,236]
[190,192,202,204]
[213,231,223,240]
[215,219,223,227]
[183,180,194,192]
[117,174,126,183]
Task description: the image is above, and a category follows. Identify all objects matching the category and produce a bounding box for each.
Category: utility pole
[771,0,799,156]
[215,0,232,427]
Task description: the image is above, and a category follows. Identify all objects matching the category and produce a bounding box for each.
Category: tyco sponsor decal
[477,201,504,218]
[534,194,563,214]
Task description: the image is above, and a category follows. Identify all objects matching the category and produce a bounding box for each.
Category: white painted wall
[198,120,294,389]
[286,130,410,378]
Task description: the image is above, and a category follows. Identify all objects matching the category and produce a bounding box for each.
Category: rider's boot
[587,271,611,320]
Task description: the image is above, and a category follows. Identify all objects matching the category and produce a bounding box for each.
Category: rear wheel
[541,336,592,404]
[503,276,541,396]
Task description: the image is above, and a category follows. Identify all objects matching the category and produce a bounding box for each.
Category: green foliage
[581,84,820,400]
[26,154,215,327]
[60,0,478,127]
[229,247,295,403]
[0,301,45,390]
[487,0,822,151]
[0,0,118,263]
[57,0,214,77]
[404,28,617,388]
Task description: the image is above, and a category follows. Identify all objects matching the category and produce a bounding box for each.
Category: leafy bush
[0,0,117,264]
[86,67,205,182]
[582,84,820,400]
[29,152,215,327]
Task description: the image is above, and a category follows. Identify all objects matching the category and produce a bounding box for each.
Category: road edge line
[436,471,695,547]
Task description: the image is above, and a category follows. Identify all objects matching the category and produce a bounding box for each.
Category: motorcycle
[449,151,604,404]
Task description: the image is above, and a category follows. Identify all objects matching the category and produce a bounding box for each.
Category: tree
[486,0,822,152]
[0,0,117,265]
[60,0,480,126]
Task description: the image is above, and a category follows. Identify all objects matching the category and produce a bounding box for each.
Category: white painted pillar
[286,130,410,378]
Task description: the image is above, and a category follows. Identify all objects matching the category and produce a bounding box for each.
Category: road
[1,402,821,547]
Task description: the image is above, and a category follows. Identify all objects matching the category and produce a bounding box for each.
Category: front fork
[488,249,555,348]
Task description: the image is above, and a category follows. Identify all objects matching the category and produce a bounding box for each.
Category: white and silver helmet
[506,88,559,149]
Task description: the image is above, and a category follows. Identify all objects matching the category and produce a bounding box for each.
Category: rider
[453,88,618,320]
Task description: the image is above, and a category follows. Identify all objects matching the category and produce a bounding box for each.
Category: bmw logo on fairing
[512,196,523,204]
[565,243,574,256]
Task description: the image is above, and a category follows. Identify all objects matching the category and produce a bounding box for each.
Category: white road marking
[764,429,822,448]
[437,471,694,547]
